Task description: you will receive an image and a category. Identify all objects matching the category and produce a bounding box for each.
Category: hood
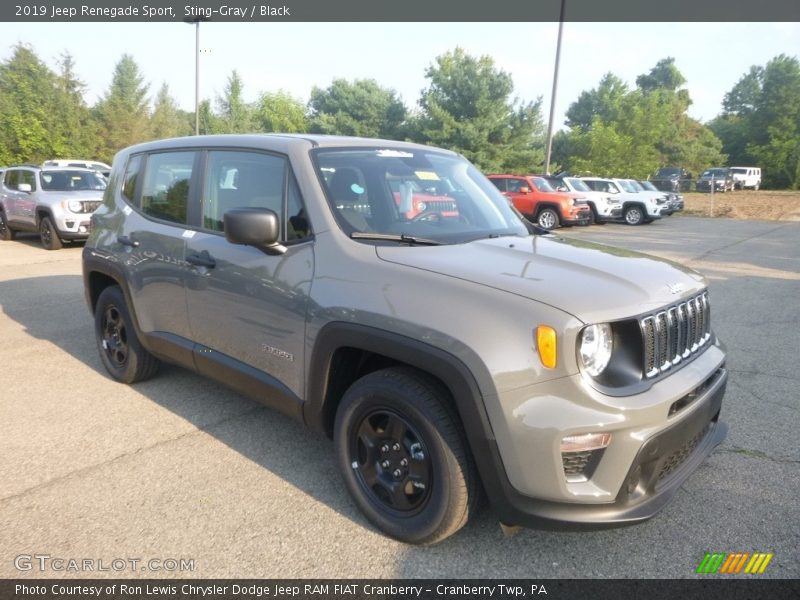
[41,190,105,201]
[376,235,706,323]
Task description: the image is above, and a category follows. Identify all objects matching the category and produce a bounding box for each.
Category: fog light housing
[560,432,612,453]
[560,433,611,482]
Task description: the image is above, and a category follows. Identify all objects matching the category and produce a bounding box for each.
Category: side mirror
[224,207,286,255]
[17,183,32,192]
[519,186,530,194]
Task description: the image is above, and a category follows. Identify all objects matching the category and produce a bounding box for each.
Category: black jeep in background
[650,167,693,193]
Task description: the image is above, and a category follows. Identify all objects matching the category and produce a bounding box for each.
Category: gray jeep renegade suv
[1,165,106,249]
[82,135,727,544]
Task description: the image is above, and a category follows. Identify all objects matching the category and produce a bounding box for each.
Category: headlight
[579,324,613,377]
[416,201,426,212]
[65,200,83,213]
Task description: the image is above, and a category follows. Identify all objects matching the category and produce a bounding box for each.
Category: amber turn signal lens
[536,325,557,369]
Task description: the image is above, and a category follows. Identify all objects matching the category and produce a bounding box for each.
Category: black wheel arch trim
[304,322,512,500]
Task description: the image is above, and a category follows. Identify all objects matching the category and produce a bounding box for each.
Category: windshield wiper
[350,232,443,246]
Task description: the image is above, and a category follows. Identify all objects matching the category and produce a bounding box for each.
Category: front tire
[334,367,478,544]
[39,216,63,250]
[94,285,160,384]
[536,208,560,230]
[624,205,645,225]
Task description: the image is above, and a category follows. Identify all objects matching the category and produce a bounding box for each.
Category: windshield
[729,168,746,174]
[657,168,681,177]
[565,177,591,192]
[639,181,658,191]
[627,180,645,192]
[313,148,528,244]
[532,177,556,192]
[616,179,637,193]
[702,169,727,178]
[40,170,107,191]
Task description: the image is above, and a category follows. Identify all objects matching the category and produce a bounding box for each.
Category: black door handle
[186,250,216,269]
[118,235,139,247]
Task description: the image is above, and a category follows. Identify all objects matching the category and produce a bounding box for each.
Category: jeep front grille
[657,424,710,481]
[640,292,711,378]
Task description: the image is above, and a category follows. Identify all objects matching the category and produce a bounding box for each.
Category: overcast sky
[1,22,798,129]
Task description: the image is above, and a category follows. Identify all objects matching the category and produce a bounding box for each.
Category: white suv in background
[545,175,622,224]
[581,177,663,225]
[729,167,761,190]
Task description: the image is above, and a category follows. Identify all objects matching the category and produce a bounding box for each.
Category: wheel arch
[305,322,501,495]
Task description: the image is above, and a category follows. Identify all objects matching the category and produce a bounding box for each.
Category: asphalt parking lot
[0,216,798,579]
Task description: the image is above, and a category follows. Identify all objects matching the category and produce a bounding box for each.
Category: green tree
[560,58,725,177]
[308,78,406,139]
[149,83,188,140]
[412,47,544,173]
[0,44,58,164]
[52,52,97,158]
[216,70,254,133]
[746,55,800,188]
[94,54,150,163]
[712,55,800,188]
[255,90,307,133]
[565,73,628,132]
[197,99,221,135]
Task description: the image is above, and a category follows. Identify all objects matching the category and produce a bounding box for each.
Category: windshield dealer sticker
[182,230,197,239]
[376,149,414,158]
[122,206,132,215]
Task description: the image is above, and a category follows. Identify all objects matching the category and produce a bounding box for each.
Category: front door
[183,149,314,401]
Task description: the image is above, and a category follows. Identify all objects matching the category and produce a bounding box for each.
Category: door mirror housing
[17,183,32,192]
[224,207,286,255]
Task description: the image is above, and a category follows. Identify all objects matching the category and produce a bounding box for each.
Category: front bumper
[562,210,592,226]
[598,207,623,222]
[480,342,728,528]
[56,212,92,239]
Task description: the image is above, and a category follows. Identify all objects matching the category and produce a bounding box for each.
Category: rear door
[183,149,314,401]
[120,150,198,345]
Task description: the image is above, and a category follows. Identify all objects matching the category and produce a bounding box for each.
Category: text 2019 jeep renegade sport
[83,135,728,544]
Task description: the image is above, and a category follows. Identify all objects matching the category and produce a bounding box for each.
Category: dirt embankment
[680,190,800,221]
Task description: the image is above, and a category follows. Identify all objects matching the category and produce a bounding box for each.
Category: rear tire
[0,212,16,241]
[39,216,63,250]
[334,367,478,544]
[94,285,160,384]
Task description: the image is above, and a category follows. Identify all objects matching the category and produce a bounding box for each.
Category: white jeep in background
[729,166,761,190]
[581,177,664,225]
[544,175,623,224]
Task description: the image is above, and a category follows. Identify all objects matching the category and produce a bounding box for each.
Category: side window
[490,178,507,192]
[140,152,195,225]
[4,170,19,189]
[121,155,142,204]
[286,174,311,242]
[20,170,36,191]
[202,150,309,243]
[506,178,526,193]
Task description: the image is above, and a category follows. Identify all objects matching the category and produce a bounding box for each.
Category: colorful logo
[696,552,774,574]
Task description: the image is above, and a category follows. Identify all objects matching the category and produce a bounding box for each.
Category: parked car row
[650,165,761,193]
[488,173,681,230]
